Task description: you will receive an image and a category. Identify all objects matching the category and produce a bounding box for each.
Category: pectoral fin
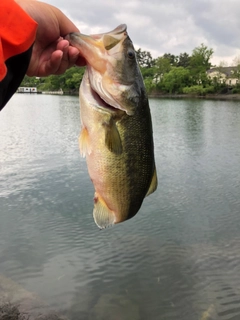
[93,194,116,229]
[79,127,91,157]
[145,166,158,197]
[104,120,122,154]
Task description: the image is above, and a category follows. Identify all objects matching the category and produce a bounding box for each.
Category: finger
[68,46,81,66]
[56,39,69,51]
[54,42,82,73]
[48,49,74,75]
[56,39,69,62]
[54,39,76,72]
[58,37,86,67]
[39,50,63,76]
[57,39,81,65]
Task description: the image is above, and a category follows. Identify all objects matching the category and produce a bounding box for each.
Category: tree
[40,74,65,91]
[163,53,178,66]
[154,56,171,80]
[20,75,42,87]
[210,61,228,89]
[189,43,214,85]
[232,55,240,67]
[27,66,85,92]
[64,67,85,91]
[232,56,240,83]
[140,67,155,78]
[144,77,156,94]
[161,67,191,94]
[136,48,154,68]
[177,52,190,68]
[190,43,213,70]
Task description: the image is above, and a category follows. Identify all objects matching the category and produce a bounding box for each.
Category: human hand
[15,0,85,77]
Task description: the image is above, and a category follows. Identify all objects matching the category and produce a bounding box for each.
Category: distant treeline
[20,44,240,95]
[20,66,85,94]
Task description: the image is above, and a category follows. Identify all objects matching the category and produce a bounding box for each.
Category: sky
[45,0,240,66]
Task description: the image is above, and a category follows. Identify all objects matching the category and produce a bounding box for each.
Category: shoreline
[20,91,240,101]
[148,93,240,101]
[63,92,240,101]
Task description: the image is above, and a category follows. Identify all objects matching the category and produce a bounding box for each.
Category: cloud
[46,0,240,66]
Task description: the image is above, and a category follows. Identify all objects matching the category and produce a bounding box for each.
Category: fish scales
[67,24,157,229]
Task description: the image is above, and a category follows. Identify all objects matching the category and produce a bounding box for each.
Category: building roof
[207,66,238,77]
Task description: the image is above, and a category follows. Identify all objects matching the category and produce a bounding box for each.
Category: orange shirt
[0,0,38,81]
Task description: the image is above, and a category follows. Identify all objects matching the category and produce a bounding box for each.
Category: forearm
[0,0,37,109]
[0,0,83,110]
[0,0,37,80]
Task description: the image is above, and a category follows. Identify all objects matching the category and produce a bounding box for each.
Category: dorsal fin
[109,24,127,35]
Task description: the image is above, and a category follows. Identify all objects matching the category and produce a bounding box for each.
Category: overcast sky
[46,0,240,66]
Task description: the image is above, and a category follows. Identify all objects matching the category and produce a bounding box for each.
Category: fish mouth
[85,68,126,114]
[83,72,121,114]
[91,87,120,113]
[67,26,135,116]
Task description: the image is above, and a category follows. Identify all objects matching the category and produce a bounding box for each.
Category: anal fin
[93,194,116,229]
[79,127,91,157]
[146,166,158,197]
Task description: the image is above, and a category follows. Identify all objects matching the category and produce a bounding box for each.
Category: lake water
[1,94,240,320]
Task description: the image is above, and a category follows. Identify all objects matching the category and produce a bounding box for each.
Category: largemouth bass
[67,24,157,229]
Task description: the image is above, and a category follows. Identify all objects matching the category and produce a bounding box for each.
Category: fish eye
[127,50,135,59]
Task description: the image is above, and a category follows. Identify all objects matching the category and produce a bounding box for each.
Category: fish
[67,24,157,229]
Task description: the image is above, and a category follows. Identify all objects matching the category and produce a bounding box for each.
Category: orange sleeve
[0,0,38,81]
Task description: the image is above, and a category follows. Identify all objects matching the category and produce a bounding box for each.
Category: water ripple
[1,96,240,319]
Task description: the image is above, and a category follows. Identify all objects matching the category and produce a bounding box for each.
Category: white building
[17,87,37,93]
[207,67,239,86]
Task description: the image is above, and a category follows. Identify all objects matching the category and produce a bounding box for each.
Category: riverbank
[148,93,240,101]
[60,91,240,101]
[25,85,240,101]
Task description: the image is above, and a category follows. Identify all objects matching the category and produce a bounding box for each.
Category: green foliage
[20,43,237,98]
[136,48,154,68]
[189,43,214,86]
[232,86,240,94]
[190,43,213,71]
[144,78,156,94]
[161,67,191,93]
[183,85,215,95]
[20,76,43,87]
[177,52,190,68]
[140,67,156,79]
[65,71,84,90]
[154,56,171,78]
[163,53,178,66]
[232,65,240,80]
[20,66,85,92]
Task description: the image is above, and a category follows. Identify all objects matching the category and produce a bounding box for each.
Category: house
[207,66,239,86]
[17,87,37,93]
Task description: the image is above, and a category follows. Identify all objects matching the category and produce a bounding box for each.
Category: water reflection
[1,95,240,319]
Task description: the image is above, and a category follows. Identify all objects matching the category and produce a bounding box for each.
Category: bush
[144,78,156,94]
[183,85,215,95]
[232,87,240,94]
